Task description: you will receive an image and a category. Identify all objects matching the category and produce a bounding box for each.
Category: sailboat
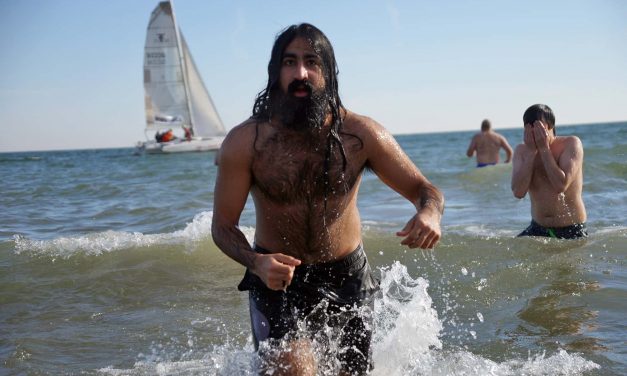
[138,1,226,153]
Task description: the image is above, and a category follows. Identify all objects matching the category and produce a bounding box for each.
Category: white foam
[13,231,163,258]
[593,225,627,236]
[12,210,256,258]
[98,345,257,375]
[456,224,517,238]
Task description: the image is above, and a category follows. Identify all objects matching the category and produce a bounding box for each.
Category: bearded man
[211,23,444,375]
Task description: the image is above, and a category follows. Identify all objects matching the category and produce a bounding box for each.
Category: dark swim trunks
[237,244,379,375]
[517,220,588,239]
[477,162,497,168]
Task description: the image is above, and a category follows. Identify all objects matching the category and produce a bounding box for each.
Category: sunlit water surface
[1,123,625,375]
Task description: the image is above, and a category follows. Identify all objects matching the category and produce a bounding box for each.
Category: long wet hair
[253,24,341,123]
[252,23,348,168]
[252,24,354,223]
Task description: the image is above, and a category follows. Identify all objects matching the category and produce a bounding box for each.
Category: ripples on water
[1,123,626,374]
[3,213,625,375]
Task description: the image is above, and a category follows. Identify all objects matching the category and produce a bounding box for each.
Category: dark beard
[272,80,329,131]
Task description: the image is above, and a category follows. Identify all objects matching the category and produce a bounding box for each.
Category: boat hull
[140,137,224,154]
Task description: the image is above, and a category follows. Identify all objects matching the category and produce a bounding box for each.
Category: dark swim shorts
[477,162,497,168]
[517,220,588,239]
[237,244,379,375]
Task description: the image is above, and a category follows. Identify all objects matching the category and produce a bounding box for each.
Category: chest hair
[252,130,362,205]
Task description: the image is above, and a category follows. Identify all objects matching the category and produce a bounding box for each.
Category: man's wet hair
[252,23,362,223]
[523,104,556,135]
[481,119,491,131]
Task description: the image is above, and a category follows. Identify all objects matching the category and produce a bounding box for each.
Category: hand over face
[532,120,550,151]
[396,211,442,249]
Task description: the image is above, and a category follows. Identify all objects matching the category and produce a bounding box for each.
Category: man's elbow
[512,191,526,199]
[211,218,225,244]
[511,185,527,199]
[210,223,219,243]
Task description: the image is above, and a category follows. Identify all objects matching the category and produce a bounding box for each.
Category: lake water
[1,122,625,375]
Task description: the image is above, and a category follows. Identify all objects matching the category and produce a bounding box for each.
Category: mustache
[287,79,313,95]
[272,79,329,131]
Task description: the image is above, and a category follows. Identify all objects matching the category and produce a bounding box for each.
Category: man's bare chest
[251,134,363,204]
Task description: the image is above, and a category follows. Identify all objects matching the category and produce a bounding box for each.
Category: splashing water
[372,261,442,374]
[96,261,599,375]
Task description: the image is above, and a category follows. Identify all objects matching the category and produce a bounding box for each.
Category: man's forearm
[512,162,533,191]
[418,184,444,215]
[211,224,258,270]
[511,152,535,198]
[504,146,513,162]
[538,148,567,192]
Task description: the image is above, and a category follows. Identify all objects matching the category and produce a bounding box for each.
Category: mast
[168,0,195,132]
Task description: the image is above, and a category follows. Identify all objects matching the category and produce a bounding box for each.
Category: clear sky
[1,0,626,152]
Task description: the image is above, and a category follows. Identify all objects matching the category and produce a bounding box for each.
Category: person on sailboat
[211,23,444,375]
[183,126,193,141]
[161,129,176,143]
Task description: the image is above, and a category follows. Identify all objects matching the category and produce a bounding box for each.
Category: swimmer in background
[511,104,587,239]
[466,119,513,167]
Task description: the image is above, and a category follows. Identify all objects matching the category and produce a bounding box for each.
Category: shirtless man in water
[211,24,444,375]
[466,119,513,167]
[511,104,587,239]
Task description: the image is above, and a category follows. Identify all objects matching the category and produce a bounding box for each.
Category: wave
[0,155,43,163]
[11,209,626,260]
[11,211,256,259]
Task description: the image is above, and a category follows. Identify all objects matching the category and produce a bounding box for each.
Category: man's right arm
[511,142,536,199]
[211,121,301,290]
[466,135,477,158]
[211,122,258,269]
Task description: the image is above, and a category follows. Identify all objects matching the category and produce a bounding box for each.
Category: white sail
[181,35,225,138]
[141,0,225,151]
[143,1,189,131]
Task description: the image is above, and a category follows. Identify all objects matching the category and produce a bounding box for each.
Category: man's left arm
[533,122,583,193]
[500,135,513,163]
[364,120,444,249]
